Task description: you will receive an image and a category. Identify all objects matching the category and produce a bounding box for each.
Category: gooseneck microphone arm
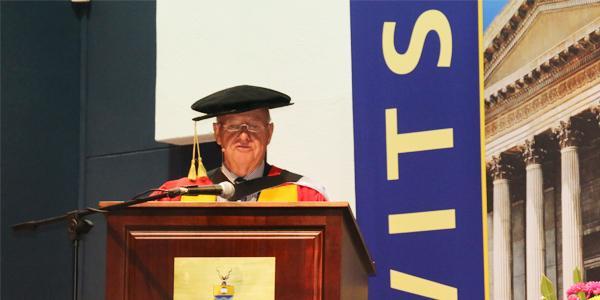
[12,189,174,231]
[11,182,235,300]
[11,189,176,300]
[12,181,235,231]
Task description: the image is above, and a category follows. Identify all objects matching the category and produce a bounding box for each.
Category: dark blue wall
[1,1,220,298]
[2,2,81,299]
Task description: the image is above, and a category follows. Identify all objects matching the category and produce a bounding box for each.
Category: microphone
[167,182,235,199]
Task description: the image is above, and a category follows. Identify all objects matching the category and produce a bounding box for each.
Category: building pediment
[486,2,600,87]
[483,0,600,158]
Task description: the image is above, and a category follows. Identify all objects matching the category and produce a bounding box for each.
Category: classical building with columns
[484,0,600,299]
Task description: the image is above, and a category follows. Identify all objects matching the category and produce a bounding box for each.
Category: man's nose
[238,129,251,140]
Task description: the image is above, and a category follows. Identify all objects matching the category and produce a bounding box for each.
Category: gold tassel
[187,121,199,180]
[187,160,197,180]
[187,121,208,179]
[196,122,207,177]
[196,152,207,178]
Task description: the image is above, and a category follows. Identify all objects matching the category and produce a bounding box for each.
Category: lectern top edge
[99,201,350,209]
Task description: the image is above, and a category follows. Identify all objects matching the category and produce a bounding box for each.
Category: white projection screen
[155,0,356,209]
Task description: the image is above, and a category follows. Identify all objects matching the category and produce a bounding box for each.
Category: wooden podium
[102,201,375,299]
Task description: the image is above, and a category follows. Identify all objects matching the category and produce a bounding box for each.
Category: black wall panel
[85,1,161,157]
[1,2,82,299]
[2,1,223,298]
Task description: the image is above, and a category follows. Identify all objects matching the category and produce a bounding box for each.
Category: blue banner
[351,1,486,299]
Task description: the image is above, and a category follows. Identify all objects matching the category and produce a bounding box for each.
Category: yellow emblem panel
[174,257,275,300]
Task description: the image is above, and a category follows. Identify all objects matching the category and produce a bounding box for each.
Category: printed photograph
[483,0,600,299]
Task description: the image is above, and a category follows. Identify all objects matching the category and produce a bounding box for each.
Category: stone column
[490,156,513,300]
[591,105,600,127]
[522,139,547,300]
[555,120,584,293]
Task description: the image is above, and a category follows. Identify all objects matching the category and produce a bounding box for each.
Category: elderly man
[155,85,327,202]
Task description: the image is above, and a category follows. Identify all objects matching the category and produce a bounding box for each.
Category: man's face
[213,108,274,176]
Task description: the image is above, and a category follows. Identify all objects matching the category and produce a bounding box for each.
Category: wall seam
[86,145,175,160]
[0,1,4,296]
[77,5,88,300]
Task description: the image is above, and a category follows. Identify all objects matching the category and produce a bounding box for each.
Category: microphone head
[218,181,235,199]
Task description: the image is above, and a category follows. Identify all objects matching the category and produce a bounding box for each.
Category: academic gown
[151,165,327,202]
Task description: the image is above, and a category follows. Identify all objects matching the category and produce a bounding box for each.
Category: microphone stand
[11,190,181,300]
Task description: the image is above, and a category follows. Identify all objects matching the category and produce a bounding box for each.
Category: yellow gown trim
[257,184,298,202]
[181,194,217,202]
[179,184,298,202]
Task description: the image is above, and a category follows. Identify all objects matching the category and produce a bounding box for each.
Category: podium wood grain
[102,202,374,300]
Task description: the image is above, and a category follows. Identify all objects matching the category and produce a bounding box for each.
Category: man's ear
[266,123,274,145]
[213,123,222,145]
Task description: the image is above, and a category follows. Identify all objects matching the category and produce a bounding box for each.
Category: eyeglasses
[220,122,269,133]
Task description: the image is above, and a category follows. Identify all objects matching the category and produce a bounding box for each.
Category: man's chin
[227,157,262,175]
[229,153,258,165]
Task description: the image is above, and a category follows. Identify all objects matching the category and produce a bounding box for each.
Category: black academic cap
[191,85,293,121]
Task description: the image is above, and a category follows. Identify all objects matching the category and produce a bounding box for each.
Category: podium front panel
[103,202,373,300]
[126,229,322,299]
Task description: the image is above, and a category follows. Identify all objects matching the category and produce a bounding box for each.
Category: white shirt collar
[220,161,265,182]
[218,162,265,202]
